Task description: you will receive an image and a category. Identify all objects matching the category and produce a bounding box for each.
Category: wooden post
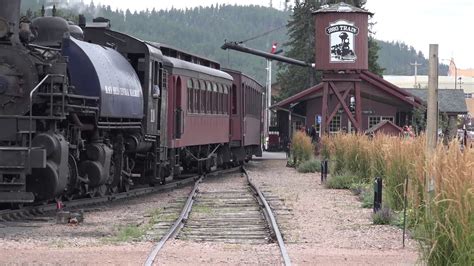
[329,82,360,130]
[321,82,329,135]
[425,44,438,207]
[288,109,292,141]
[355,81,362,133]
[426,44,438,152]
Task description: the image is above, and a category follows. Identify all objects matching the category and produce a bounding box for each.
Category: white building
[383,75,474,94]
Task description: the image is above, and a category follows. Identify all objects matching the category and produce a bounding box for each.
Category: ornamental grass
[322,133,473,264]
[290,131,314,166]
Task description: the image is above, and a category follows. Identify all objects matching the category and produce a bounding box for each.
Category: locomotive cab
[81,22,172,184]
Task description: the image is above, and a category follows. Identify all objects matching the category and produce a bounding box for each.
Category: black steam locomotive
[0,1,263,205]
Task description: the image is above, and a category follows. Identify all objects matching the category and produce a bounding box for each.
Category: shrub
[297,159,321,173]
[325,172,357,189]
[291,131,314,166]
[349,183,366,196]
[372,207,393,225]
[360,189,374,209]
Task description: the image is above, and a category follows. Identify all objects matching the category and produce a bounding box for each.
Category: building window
[193,78,198,113]
[219,84,224,114]
[206,81,212,113]
[368,116,394,128]
[224,85,229,114]
[187,79,193,113]
[212,82,218,114]
[199,80,206,113]
[368,116,381,128]
[231,84,237,115]
[329,115,341,133]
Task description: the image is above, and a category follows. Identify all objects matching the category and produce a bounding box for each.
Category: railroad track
[145,167,291,266]
[0,176,199,223]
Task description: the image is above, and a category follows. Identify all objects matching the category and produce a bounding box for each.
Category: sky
[91,0,474,69]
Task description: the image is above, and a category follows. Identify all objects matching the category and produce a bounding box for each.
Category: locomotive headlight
[0,18,8,39]
[0,76,8,94]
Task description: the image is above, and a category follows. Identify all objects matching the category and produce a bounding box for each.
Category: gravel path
[247,158,420,265]
[0,158,420,265]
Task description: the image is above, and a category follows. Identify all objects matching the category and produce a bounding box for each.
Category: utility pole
[267,59,272,136]
[410,60,422,88]
[264,42,278,150]
[450,59,457,90]
[263,58,271,150]
[425,44,438,210]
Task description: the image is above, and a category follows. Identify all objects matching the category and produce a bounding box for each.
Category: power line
[238,24,287,44]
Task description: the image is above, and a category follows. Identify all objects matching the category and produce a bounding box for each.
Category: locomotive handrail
[28,74,65,165]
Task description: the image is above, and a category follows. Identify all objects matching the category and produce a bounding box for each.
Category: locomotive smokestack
[0,0,21,43]
[78,15,86,28]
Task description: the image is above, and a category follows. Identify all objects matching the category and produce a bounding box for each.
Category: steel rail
[243,168,292,266]
[144,175,203,266]
[0,176,198,222]
[143,166,241,265]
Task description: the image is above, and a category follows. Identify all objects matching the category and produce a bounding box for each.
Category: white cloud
[365,0,473,69]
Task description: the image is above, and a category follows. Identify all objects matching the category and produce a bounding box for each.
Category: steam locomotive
[0,1,263,205]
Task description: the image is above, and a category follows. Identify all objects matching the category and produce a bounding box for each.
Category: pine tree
[276,0,321,100]
[368,36,384,75]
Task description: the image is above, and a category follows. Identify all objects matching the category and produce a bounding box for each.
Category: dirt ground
[0,155,420,265]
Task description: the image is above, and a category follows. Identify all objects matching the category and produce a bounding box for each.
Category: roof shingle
[403,88,468,114]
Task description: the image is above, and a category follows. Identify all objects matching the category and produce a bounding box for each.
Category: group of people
[299,125,320,143]
[402,125,415,138]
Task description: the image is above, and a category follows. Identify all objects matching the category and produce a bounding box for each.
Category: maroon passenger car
[158,50,262,175]
[224,69,263,160]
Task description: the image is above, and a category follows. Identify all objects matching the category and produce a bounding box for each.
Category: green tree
[368,37,384,75]
[276,0,321,100]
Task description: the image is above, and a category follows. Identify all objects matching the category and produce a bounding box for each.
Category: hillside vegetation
[21,1,447,85]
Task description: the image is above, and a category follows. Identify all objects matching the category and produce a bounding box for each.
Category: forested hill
[21,1,446,84]
[377,40,449,76]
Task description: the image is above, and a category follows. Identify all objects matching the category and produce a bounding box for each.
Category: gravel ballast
[0,155,419,265]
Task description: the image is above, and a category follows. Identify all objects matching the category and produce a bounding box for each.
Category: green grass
[372,207,393,225]
[192,205,213,214]
[325,172,357,189]
[113,224,146,242]
[360,189,374,209]
[297,159,321,173]
[105,207,168,243]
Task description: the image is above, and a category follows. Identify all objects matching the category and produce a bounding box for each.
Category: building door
[175,77,183,139]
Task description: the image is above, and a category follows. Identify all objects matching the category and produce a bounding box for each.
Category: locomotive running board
[0,192,35,203]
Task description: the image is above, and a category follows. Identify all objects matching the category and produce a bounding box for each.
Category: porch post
[321,82,329,135]
[355,81,362,132]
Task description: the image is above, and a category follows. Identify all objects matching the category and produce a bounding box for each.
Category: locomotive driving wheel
[94,184,107,197]
[64,154,79,200]
[107,159,119,194]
